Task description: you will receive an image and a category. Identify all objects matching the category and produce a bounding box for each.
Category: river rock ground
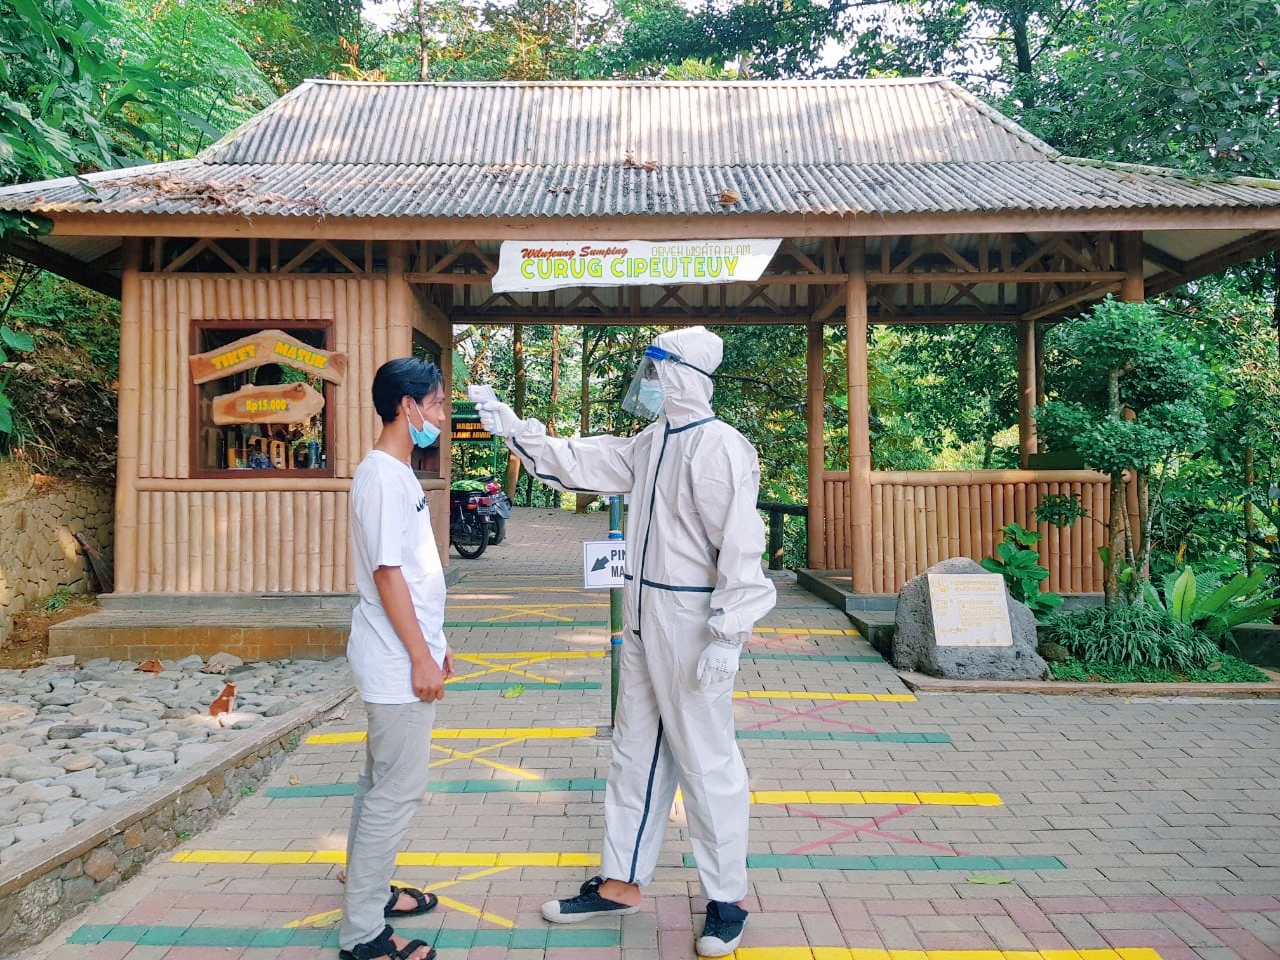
[0,653,351,865]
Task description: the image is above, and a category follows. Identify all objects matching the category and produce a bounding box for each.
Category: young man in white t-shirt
[340,357,452,960]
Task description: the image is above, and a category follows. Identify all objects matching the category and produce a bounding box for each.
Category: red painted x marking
[737,697,879,734]
[784,805,968,857]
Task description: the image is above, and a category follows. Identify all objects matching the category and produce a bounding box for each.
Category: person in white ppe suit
[475,326,775,957]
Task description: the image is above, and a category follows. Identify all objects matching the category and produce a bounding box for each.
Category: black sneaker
[541,876,640,924]
[696,900,749,956]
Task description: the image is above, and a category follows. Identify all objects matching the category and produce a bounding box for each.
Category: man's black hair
[371,357,443,424]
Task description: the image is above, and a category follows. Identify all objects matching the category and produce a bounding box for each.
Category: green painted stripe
[444,620,609,628]
[267,778,604,798]
[741,653,882,662]
[737,730,951,743]
[446,681,599,691]
[68,925,621,950]
[681,853,1065,871]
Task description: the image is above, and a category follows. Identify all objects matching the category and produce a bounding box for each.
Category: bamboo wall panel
[132,490,354,592]
[821,470,1116,594]
[117,273,417,593]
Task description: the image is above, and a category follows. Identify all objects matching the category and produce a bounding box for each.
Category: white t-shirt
[347,449,447,704]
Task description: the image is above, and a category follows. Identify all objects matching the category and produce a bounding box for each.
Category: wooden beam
[408,269,1129,286]
[1146,230,1280,295]
[846,238,873,594]
[3,236,122,298]
[39,208,1280,242]
[446,308,1023,326]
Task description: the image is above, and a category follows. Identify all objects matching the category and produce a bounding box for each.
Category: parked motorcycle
[483,478,513,545]
[449,487,495,559]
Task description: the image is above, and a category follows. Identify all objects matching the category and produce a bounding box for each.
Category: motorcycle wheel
[489,515,506,545]
[453,521,488,559]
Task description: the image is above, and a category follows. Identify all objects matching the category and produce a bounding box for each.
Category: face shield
[620,343,718,420]
[620,345,672,420]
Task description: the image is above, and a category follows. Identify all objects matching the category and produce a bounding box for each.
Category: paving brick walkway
[21,507,1280,960]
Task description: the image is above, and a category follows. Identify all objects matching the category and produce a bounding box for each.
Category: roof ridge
[1059,155,1280,190]
[199,82,310,162]
[297,76,950,87]
[934,80,1058,158]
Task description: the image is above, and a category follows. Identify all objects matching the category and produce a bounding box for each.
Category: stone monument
[893,556,1048,680]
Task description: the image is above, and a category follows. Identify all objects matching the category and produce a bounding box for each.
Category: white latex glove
[477,399,524,437]
[695,638,742,689]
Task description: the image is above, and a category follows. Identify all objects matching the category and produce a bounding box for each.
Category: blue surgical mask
[637,379,665,416]
[409,401,441,448]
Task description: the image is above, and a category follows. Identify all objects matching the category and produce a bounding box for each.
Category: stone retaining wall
[0,683,353,957]
[0,471,113,647]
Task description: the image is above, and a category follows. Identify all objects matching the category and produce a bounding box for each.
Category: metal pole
[608,495,624,722]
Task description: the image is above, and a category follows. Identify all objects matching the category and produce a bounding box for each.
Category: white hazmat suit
[477,326,776,903]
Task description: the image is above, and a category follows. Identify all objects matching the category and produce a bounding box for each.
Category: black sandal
[385,885,438,918]
[338,925,436,960]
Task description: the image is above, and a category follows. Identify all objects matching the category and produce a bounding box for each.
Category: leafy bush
[980,522,1063,620]
[1141,564,1280,641]
[1045,603,1222,673]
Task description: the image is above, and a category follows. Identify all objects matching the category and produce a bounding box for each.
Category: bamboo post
[892,482,907,587]
[149,493,163,592]
[846,239,873,592]
[253,491,268,591]
[806,321,826,569]
[924,485,939,568]
[116,241,143,592]
[359,279,376,457]
[162,490,177,592]
[213,491,228,592]
[1017,318,1038,468]
[879,479,893,586]
[267,491,283,592]
[871,484,884,592]
[321,492,336,592]
[946,485,960,560]
[227,493,242,593]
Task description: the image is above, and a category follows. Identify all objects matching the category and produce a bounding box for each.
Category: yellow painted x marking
[450,651,595,684]
[284,866,515,930]
[445,602,604,623]
[429,738,541,779]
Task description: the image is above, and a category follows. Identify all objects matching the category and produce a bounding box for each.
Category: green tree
[1037,297,1211,604]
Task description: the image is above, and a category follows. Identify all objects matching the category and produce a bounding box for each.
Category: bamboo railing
[822,469,1116,593]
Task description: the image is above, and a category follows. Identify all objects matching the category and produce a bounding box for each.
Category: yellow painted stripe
[754,627,861,636]
[455,653,603,661]
[735,691,916,702]
[174,851,604,867]
[751,791,1002,806]
[308,726,599,745]
[737,951,1162,960]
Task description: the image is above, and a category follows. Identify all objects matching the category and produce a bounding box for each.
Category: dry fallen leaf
[135,658,164,674]
[717,188,741,205]
[289,775,301,786]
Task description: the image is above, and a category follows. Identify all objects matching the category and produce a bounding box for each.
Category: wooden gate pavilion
[4,78,1280,607]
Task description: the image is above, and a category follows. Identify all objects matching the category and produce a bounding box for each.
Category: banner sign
[491,239,782,293]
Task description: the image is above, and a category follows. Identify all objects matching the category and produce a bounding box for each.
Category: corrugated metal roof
[0,79,1277,221]
[206,78,1053,166]
[4,159,1279,220]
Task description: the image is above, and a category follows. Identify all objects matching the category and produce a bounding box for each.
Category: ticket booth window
[190,321,336,477]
